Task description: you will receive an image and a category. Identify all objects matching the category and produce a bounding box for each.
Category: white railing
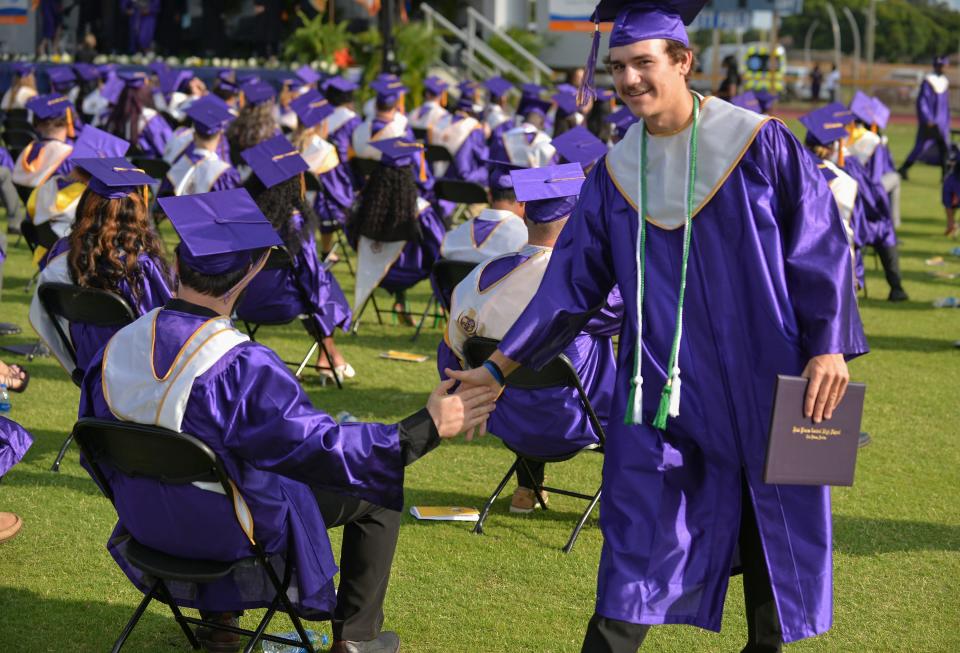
[465,7,554,84]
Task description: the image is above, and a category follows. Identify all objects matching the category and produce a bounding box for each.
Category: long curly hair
[67,188,169,301]
[348,163,420,242]
[245,173,318,258]
[227,102,276,155]
[105,84,155,147]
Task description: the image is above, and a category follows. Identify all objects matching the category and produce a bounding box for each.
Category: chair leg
[336,229,355,277]
[370,292,384,325]
[472,460,519,536]
[562,487,602,554]
[410,294,435,342]
[517,458,549,511]
[242,596,281,653]
[155,581,202,650]
[351,297,370,335]
[111,579,159,653]
[257,558,317,653]
[51,433,73,472]
[316,338,343,389]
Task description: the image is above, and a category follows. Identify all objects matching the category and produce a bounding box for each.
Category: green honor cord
[626,93,701,428]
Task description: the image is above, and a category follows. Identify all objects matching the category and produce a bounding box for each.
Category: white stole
[300,134,340,175]
[440,209,529,264]
[163,127,195,164]
[13,140,73,187]
[325,106,357,137]
[925,74,949,95]
[166,150,232,196]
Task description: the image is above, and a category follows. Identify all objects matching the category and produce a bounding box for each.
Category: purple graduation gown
[904,76,951,166]
[157,147,241,197]
[438,260,623,458]
[78,304,413,616]
[237,211,352,336]
[440,118,489,186]
[499,120,868,642]
[379,203,446,293]
[0,147,14,171]
[137,112,173,159]
[313,164,355,235]
[843,158,895,249]
[0,416,33,478]
[42,238,173,372]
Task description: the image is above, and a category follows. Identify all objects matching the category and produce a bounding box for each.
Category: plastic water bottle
[335,411,358,423]
[950,247,960,257]
[933,297,959,308]
[0,385,9,414]
[260,630,328,652]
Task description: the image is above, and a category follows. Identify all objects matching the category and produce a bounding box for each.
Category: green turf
[1,123,959,652]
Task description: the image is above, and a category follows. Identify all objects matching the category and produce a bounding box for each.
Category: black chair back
[38,282,137,328]
[22,220,58,250]
[303,171,322,193]
[425,144,452,165]
[19,219,39,253]
[411,127,428,142]
[3,118,34,133]
[435,179,489,205]
[13,183,34,205]
[350,157,379,181]
[4,129,36,151]
[130,156,171,182]
[431,259,477,312]
[3,108,28,122]
[262,246,293,271]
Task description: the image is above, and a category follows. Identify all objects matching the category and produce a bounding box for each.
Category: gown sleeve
[210,166,242,192]
[499,162,617,370]
[917,80,935,125]
[758,122,868,359]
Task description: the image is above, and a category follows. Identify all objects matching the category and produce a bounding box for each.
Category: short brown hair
[664,39,695,79]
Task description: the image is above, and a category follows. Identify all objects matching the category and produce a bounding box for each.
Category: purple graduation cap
[484,76,513,100]
[555,83,578,97]
[26,93,73,120]
[296,64,321,86]
[73,63,100,83]
[290,90,334,128]
[934,55,949,67]
[47,66,77,92]
[521,83,545,98]
[97,63,117,80]
[595,87,616,102]
[160,69,194,96]
[454,94,478,113]
[238,73,262,86]
[871,97,890,131]
[608,105,638,136]
[241,134,309,189]
[12,62,34,77]
[148,60,171,77]
[552,92,579,119]
[100,75,125,105]
[510,162,586,223]
[370,137,429,181]
[72,157,155,199]
[483,158,526,192]
[730,91,761,113]
[160,189,283,276]
[521,97,553,119]
[577,0,707,106]
[120,71,150,88]
[185,96,235,136]
[754,89,777,113]
[374,79,408,105]
[798,105,849,147]
[551,125,607,167]
[322,76,358,94]
[423,76,449,97]
[849,91,876,126]
[69,125,130,160]
[241,80,276,105]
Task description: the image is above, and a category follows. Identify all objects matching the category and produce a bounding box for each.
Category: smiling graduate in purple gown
[29,157,172,377]
[446,2,868,651]
[77,188,495,651]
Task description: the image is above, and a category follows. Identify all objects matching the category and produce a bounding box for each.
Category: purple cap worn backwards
[484,76,513,99]
[296,64,321,86]
[73,63,100,83]
[510,162,586,223]
[241,80,276,105]
[69,125,130,160]
[72,157,155,199]
[100,74,125,104]
[161,189,283,276]
[871,97,890,130]
[185,95,235,136]
[483,158,526,192]
[26,93,73,120]
[578,1,707,106]
[47,66,77,91]
[799,104,850,147]
[551,125,607,167]
[849,91,876,126]
[290,90,334,128]
[241,134,309,189]
[424,76,449,97]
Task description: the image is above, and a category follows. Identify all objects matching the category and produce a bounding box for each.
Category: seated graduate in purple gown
[2,62,38,110]
[83,68,123,128]
[846,94,902,229]
[943,144,960,237]
[446,2,869,650]
[226,80,281,163]
[551,124,608,175]
[103,72,172,159]
[352,80,414,161]
[28,125,130,245]
[29,157,172,376]
[13,94,78,189]
[47,66,80,105]
[289,90,356,258]
[408,76,450,136]
[550,91,585,138]
[439,163,622,514]
[320,77,362,173]
[429,96,489,185]
[160,96,241,196]
[490,97,557,168]
[236,135,354,385]
[348,138,446,324]
[0,415,33,544]
[439,159,528,265]
[483,77,515,141]
[78,188,494,653]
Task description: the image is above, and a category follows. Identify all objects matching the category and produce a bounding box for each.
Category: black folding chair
[13,182,34,207]
[424,144,452,166]
[304,171,355,276]
[4,129,37,154]
[3,117,34,133]
[236,248,343,389]
[3,108,28,123]
[72,418,317,653]
[463,337,605,553]
[129,156,171,181]
[434,179,488,225]
[411,127,428,142]
[409,258,477,342]
[36,282,137,471]
[349,157,379,185]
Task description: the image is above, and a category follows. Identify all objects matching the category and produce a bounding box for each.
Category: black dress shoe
[858,432,872,448]
[887,287,909,302]
[897,166,909,181]
[330,631,400,653]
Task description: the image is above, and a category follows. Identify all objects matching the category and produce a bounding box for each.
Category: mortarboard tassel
[577,21,601,110]
[65,107,75,139]
[440,89,448,108]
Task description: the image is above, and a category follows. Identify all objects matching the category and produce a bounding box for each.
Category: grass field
[0,122,958,653]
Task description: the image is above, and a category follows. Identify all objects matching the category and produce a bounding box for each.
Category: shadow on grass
[864,334,957,352]
[833,515,960,555]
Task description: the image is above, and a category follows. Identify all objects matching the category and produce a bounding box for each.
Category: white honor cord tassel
[629,119,647,426]
[668,365,682,418]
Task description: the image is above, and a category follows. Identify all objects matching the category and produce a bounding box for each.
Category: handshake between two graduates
[426,370,500,439]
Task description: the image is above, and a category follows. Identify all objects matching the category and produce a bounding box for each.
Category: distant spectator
[810,64,823,102]
[825,64,840,103]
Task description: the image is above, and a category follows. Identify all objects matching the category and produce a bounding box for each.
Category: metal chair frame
[462,337,606,553]
[304,171,355,276]
[72,418,317,653]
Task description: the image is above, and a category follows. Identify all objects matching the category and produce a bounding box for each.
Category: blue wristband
[482,360,505,387]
